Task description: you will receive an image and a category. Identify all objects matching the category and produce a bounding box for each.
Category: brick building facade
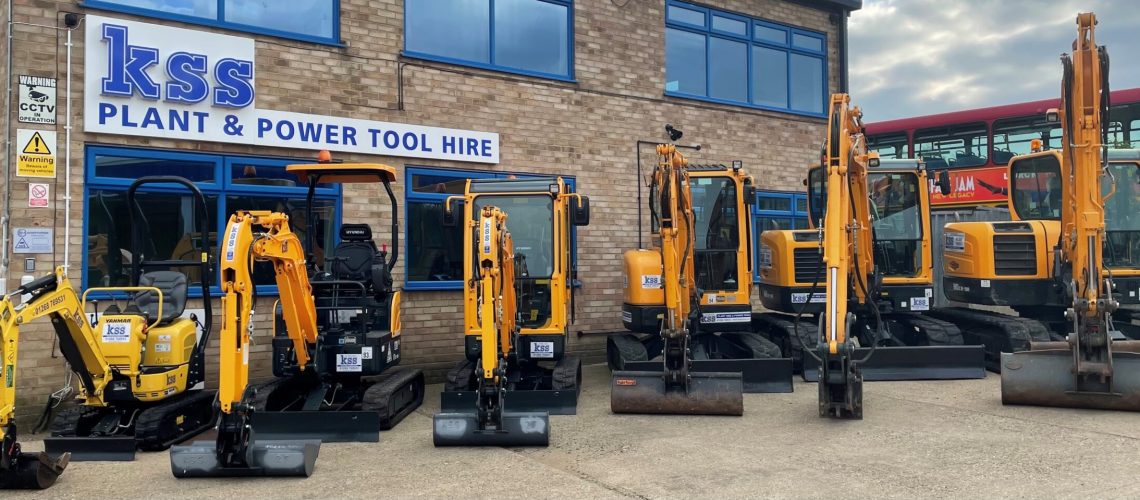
[2,0,859,418]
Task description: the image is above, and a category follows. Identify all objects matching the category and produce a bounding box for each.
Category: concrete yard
[12,364,1140,499]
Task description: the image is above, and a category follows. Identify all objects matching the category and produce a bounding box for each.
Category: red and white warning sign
[28,183,49,208]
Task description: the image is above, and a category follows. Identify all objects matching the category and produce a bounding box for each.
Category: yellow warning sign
[16,129,56,178]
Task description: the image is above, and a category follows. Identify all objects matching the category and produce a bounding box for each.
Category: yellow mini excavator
[755,154,986,381]
[172,157,426,475]
[433,177,589,446]
[609,126,793,415]
[943,13,1140,410]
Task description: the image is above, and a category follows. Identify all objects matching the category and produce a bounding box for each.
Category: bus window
[868,133,909,159]
[914,122,988,168]
[992,116,1061,163]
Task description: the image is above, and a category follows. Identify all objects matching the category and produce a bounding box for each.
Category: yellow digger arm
[821,93,878,354]
[218,211,318,415]
[473,206,517,382]
[653,144,696,334]
[0,267,116,428]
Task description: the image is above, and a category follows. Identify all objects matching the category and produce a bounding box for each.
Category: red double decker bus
[865,88,1140,208]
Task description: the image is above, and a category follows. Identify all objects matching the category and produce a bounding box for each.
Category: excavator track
[752,313,817,372]
[134,390,218,451]
[882,313,964,346]
[361,368,425,430]
[926,308,1054,372]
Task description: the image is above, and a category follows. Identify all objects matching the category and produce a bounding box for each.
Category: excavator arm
[815,93,879,419]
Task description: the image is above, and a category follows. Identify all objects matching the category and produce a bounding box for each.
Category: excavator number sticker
[102,321,131,343]
[530,341,554,358]
[910,297,929,311]
[641,275,663,289]
[482,219,492,254]
[362,346,373,360]
[224,223,241,262]
[758,245,772,269]
[944,232,965,252]
[336,354,363,372]
[154,343,171,353]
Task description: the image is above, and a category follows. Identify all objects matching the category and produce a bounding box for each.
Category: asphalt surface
[11,364,1140,499]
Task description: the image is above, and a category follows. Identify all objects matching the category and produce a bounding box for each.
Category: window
[992,116,1060,163]
[914,123,989,169]
[1009,153,1062,221]
[868,172,922,277]
[404,166,576,290]
[404,0,574,81]
[665,1,827,116]
[83,0,338,44]
[751,190,809,281]
[84,147,341,296]
[868,133,909,159]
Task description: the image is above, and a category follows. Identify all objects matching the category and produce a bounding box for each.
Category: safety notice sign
[28,183,49,208]
[18,75,57,125]
[12,227,53,254]
[16,129,56,178]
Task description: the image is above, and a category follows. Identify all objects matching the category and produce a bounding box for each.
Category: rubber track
[887,313,965,346]
[48,405,101,437]
[926,308,1053,372]
[444,360,475,392]
[551,356,581,391]
[362,368,424,430]
[752,313,817,372]
[134,389,218,451]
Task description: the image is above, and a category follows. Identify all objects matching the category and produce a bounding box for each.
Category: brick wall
[3,0,845,418]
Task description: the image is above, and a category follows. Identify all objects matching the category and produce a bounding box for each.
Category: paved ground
[11,364,1140,499]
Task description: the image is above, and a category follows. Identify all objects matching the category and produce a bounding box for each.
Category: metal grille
[793,247,823,283]
[993,234,1037,276]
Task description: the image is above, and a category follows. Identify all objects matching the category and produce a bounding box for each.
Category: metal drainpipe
[2,0,13,294]
[839,8,850,93]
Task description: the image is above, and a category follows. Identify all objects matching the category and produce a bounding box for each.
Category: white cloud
[849,1,1140,121]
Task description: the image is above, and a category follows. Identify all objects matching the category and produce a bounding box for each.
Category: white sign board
[28,183,49,208]
[12,227,53,254]
[84,15,499,163]
[18,75,57,125]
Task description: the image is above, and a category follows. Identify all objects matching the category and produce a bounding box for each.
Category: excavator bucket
[169,439,321,478]
[610,370,744,415]
[432,411,550,447]
[1000,341,1140,411]
[0,451,69,490]
[801,346,987,381]
[249,411,381,443]
[43,437,137,462]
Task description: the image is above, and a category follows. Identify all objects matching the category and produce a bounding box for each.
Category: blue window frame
[403,0,575,81]
[751,190,809,282]
[665,0,828,117]
[405,165,576,291]
[83,146,342,297]
[81,0,340,45]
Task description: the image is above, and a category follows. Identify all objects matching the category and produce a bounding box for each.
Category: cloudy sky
[848,1,1140,122]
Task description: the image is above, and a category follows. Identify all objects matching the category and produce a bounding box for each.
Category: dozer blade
[170,440,320,478]
[432,412,550,447]
[43,436,138,462]
[1000,349,1140,411]
[250,411,380,442]
[0,452,69,490]
[621,358,793,393]
[801,346,986,382]
[610,370,744,415]
[440,389,577,416]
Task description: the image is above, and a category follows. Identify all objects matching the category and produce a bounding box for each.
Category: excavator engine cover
[610,370,744,415]
[432,411,550,447]
[1000,341,1140,411]
[170,439,320,478]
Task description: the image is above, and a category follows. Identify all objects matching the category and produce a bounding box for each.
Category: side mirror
[572,196,590,226]
[937,170,952,196]
[442,199,458,227]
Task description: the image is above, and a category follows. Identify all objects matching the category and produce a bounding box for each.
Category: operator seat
[331,224,379,284]
[316,224,394,331]
[134,270,189,325]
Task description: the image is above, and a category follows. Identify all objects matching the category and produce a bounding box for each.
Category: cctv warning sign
[16,129,57,178]
[18,75,56,125]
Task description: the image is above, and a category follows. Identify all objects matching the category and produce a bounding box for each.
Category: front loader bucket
[0,451,69,490]
[43,436,138,461]
[1000,347,1140,411]
[802,346,986,381]
[621,358,793,393]
[432,412,550,447]
[250,411,380,442]
[610,370,744,415]
[440,389,578,415]
[170,439,320,478]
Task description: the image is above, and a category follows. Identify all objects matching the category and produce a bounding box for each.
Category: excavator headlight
[1045,108,1060,123]
[868,157,880,168]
